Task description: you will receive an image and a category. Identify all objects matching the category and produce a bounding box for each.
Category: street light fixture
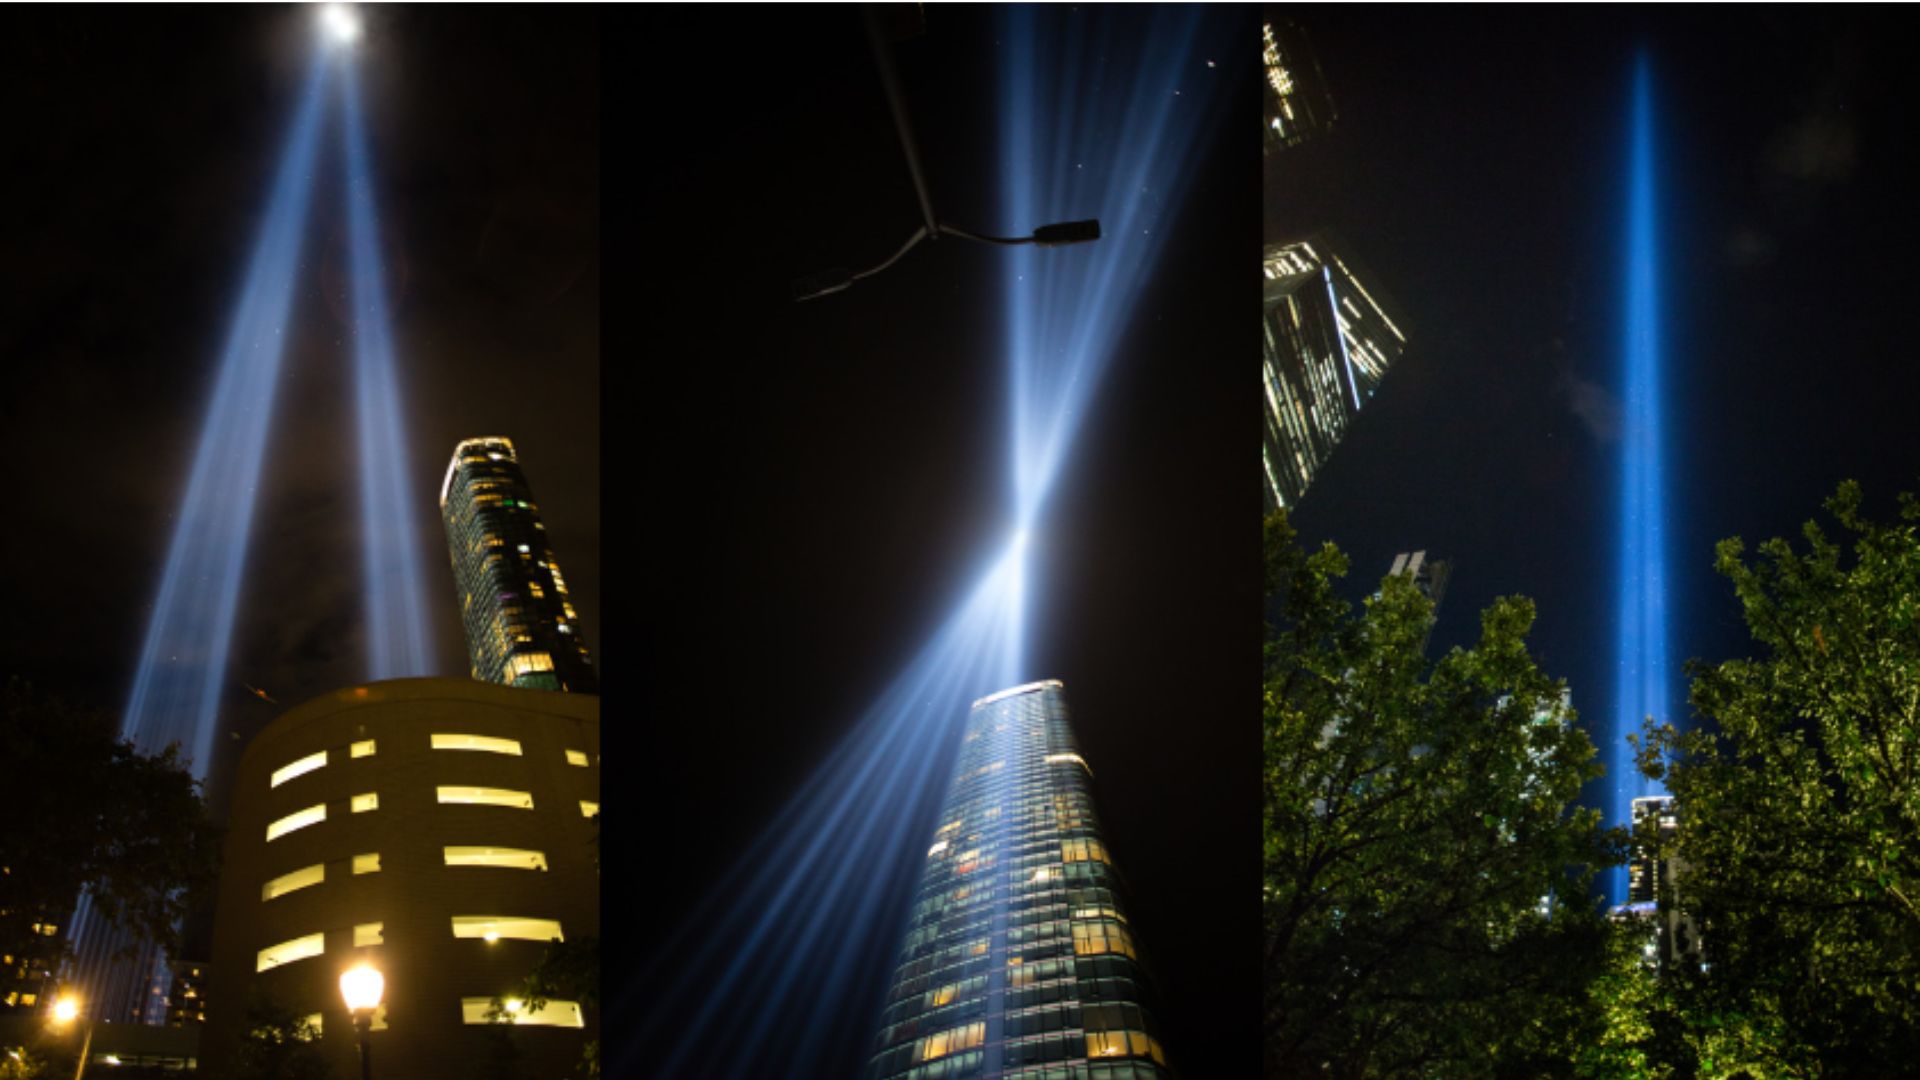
[339,965,384,1080]
[791,10,1101,302]
[793,219,1103,302]
[49,997,90,1080]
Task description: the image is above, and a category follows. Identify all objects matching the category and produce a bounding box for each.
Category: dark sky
[1274,9,1920,807]
[629,6,1258,1077]
[0,8,599,816]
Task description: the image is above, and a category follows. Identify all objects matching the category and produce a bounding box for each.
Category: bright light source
[320,4,361,46]
[1011,528,1029,551]
[52,997,79,1024]
[339,964,384,1012]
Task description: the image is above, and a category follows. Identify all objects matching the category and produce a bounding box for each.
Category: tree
[1638,482,1920,1077]
[488,811,599,1078]
[0,678,220,977]
[229,994,333,1080]
[1263,512,1625,1077]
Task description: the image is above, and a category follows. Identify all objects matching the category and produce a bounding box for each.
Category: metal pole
[71,1021,92,1080]
[355,1011,373,1080]
[865,5,939,238]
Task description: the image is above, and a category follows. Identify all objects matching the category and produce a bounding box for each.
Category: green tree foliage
[1263,513,1625,1077]
[229,994,333,1080]
[0,679,220,973]
[0,1047,52,1080]
[488,811,599,1077]
[1638,482,1920,1077]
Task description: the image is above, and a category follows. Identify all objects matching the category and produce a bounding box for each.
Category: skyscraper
[1262,238,1407,510]
[439,437,597,694]
[1262,18,1337,155]
[868,681,1172,1079]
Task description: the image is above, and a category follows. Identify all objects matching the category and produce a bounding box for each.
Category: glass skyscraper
[868,680,1172,1080]
[1262,238,1407,511]
[439,436,597,693]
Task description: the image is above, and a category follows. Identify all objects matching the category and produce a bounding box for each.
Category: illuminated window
[353,853,380,875]
[256,932,324,972]
[913,1022,985,1063]
[438,786,534,809]
[1072,920,1136,959]
[354,922,383,947]
[506,653,554,680]
[451,916,564,943]
[928,983,958,1007]
[266,804,326,842]
[462,997,585,1027]
[430,733,522,756]
[18,993,33,1007]
[350,740,376,758]
[1044,752,1093,776]
[1062,838,1110,864]
[444,846,547,871]
[564,749,589,767]
[579,801,599,818]
[270,751,327,788]
[261,864,325,901]
[351,792,378,813]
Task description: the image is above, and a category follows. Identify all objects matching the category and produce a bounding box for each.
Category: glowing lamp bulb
[52,998,79,1024]
[339,964,384,1013]
[319,4,362,46]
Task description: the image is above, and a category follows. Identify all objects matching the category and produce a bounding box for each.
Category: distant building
[440,437,598,694]
[867,681,1172,1079]
[0,916,61,1014]
[1263,18,1337,154]
[1614,795,1701,973]
[1262,238,1408,510]
[202,678,599,1080]
[165,960,208,1027]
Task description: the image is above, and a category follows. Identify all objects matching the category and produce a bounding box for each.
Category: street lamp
[791,10,1101,302]
[49,997,90,1080]
[339,964,384,1080]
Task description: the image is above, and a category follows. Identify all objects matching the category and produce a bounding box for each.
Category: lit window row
[914,1022,986,1064]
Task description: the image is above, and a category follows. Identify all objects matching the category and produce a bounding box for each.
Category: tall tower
[867,681,1172,1079]
[439,437,597,693]
[1262,18,1337,155]
[1262,238,1407,511]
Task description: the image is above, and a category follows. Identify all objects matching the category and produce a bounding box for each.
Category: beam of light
[627,548,1025,1078]
[628,10,1235,1077]
[1000,6,1235,543]
[65,47,333,1022]
[341,50,435,678]
[1612,54,1671,903]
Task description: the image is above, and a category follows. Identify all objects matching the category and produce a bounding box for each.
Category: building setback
[1262,238,1407,511]
[440,437,597,694]
[868,681,1172,1080]
[201,678,599,1079]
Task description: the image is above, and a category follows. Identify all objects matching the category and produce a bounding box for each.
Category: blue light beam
[629,548,1026,1077]
[1612,54,1672,903]
[630,9,1237,1075]
[68,47,333,1017]
[341,51,435,677]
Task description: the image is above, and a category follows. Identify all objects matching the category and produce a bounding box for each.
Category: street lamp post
[50,998,90,1080]
[791,9,1101,302]
[339,965,384,1080]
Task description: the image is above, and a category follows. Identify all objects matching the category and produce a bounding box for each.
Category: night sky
[0,7,599,822]
[1275,9,1920,819]
[630,6,1259,1076]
